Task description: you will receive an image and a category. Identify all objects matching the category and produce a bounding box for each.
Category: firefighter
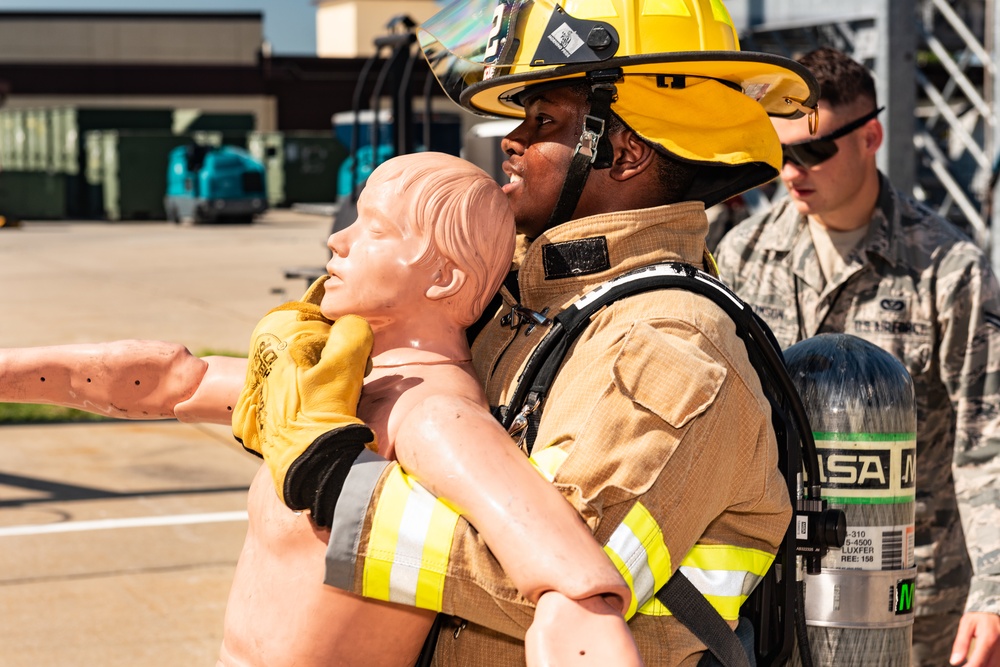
[246,1,824,664]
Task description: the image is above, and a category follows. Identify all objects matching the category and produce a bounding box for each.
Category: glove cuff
[283,424,376,528]
[234,434,264,460]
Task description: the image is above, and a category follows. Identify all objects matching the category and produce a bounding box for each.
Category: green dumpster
[24,108,50,172]
[99,131,193,221]
[174,110,255,134]
[247,131,348,207]
[82,131,106,219]
[49,107,175,217]
[0,109,27,172]
[0,171,68,220]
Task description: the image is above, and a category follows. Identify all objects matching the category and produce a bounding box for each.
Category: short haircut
[798,47,878,109]
[372,152,515,327]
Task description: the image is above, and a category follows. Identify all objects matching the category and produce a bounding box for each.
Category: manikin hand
[951,612,1000,666]
[0,340,209,420]
[526,591,644,667]
[232,300,375,521]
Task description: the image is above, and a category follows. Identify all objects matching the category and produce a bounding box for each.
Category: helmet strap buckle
[783,97,821,135]
[584,72,620,170]
[575,114,606,165]
[545,69,622,228]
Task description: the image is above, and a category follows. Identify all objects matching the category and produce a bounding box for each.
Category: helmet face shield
[419,39,488,115]
[419,0,620,115]
[418,0,523,69]
[418,0,521,114]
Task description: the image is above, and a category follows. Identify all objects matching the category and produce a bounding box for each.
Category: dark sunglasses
[781,106,885,168]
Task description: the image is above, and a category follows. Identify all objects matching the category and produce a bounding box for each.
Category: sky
[0,0,317,55]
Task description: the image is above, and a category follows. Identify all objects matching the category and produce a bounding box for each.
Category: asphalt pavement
[0,211,334,666]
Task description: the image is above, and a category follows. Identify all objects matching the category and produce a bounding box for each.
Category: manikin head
[322,152,515,330]
[771,47,883,230]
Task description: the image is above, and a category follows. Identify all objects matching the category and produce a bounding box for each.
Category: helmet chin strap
[546,68,623,229]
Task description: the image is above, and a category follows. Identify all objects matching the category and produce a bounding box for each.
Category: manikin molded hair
[369,153,516,327]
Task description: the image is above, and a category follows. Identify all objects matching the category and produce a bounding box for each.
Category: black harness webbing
[657,571,751,667]
[500,262,799,449]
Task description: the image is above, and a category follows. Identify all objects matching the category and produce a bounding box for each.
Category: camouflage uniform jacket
[715,174,1000,617]
[325,202,792,665]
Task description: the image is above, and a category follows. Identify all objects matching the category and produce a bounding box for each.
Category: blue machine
[164,144,267,223]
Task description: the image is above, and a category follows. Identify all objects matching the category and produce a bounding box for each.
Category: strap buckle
[783,97,820,135]
[575,114,606,164]
[502,305,552,333]
[508,392,541,453]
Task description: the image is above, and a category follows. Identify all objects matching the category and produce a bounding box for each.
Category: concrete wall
[723,0,878,30]
[1,96,278,132]
[0,13,264,65]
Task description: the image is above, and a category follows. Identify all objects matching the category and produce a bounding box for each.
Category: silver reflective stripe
[603,502,673,618]
[387,482,439,605]
[679,565,758,599]
[324,448,390,589]
[606,522,658,608]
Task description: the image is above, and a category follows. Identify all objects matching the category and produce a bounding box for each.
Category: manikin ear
[425,262,467,302]
[607,130,657,182]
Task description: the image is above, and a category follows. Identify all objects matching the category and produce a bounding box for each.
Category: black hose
[349,50,382,204]
[795,579,814,667]
[413,614,445,667]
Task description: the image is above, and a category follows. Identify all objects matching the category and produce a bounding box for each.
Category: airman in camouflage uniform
[715,47,1000,667]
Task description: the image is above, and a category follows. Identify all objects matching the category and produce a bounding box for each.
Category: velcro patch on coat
[613,321,726,428]
[542,237,611,279]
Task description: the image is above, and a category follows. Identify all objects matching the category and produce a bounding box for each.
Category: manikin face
[500,85,605,238]
[772,100,880,228]
[321,176,433,328]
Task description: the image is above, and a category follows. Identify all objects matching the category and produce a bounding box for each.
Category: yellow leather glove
[233,299,376,524]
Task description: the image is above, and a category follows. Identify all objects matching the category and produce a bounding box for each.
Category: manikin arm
[0,341,245,425]
[395,394,641,666]
[527,592,644,667]
[233,310,642,664]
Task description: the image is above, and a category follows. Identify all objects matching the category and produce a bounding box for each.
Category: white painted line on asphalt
[0,511,249,537]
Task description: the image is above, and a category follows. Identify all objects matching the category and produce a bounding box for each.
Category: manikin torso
[217,152,504,666]
[219,356,485,667]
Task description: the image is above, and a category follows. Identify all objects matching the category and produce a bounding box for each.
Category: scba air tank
[784,333,916,667]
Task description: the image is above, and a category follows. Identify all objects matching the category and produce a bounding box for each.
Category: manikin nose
[328,231,349,256]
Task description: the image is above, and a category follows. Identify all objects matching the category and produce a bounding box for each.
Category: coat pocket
[613,321,727,429]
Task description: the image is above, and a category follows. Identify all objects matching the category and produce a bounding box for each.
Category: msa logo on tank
[814,433,917,573]
[814,434,915,497]
[894,577,916,615]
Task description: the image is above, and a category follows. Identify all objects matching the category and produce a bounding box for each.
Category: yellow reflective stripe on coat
[603,501,672,619]
[637,544,776,620]
[603,502,775,620]
[362,465,460,611]
[528,446,569,482]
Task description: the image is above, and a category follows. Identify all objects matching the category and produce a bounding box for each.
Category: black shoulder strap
[466,269,519,346]
[657,571,751,667]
